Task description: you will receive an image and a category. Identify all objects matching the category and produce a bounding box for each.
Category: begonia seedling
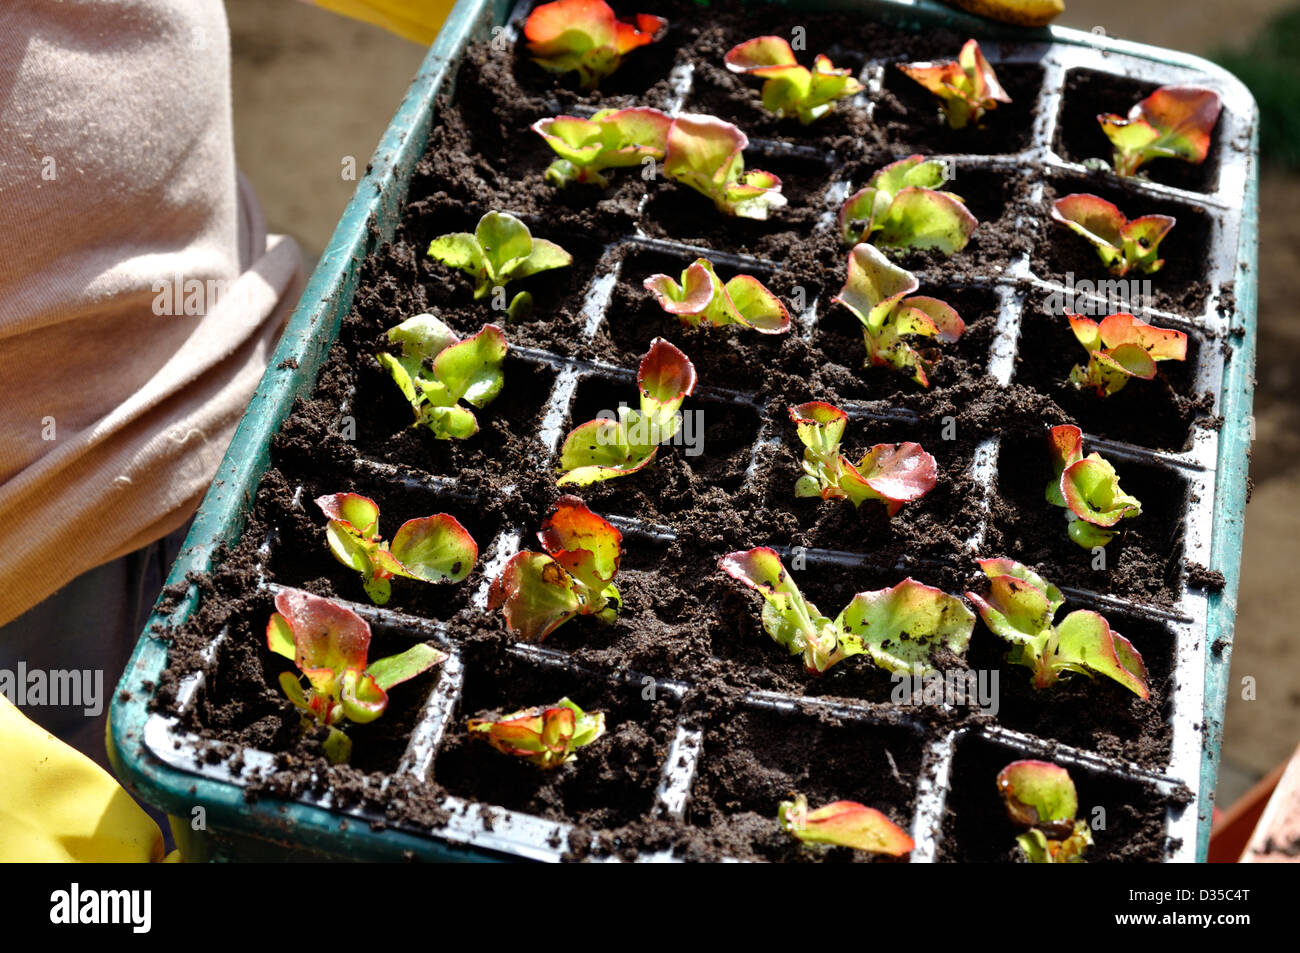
[997,760,1093,863]
[377,313,508,440]
[1066,312,1187,397]
[644,257,790,334]
[719,547,975,676]
[533,107,672,187]
[833,243,965,387]
[966,558,1150,698]
[1050,193,1175,276]
[488,496,622,642]
[557,338,697,485]
[427,211,571,312]
[1098,85,1222,178]
[723,35,864,125]
[315,492,477,606]
[838,155,977,252]
[663,113,786,220]
[266,588,447,764]
[1045,424,1142,548]
[778,794,915,855]
[790,400,936,516]
[897,39,1011,130]
[523,0,667,90]
[468,697,606,769]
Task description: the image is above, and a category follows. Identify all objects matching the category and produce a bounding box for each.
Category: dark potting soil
[1053,69,1222,196]
[989,431,1189,604]
[1033,175,1214,318]
[154,0,1208,862]
[1014,291,1214,452]
[937,732,1191,863]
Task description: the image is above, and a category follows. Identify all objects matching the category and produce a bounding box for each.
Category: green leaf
[426,232,484,277]
[267,613,296,660]
[339,669,388,725]
[778,794,915,855]
[637,338,697,432]
[997,760,1079,827]
[1053,609,1150,698]
[871,155,948,196]
[507,291,534,324]
[487,552,583,642]
[789,401,848,456]
[1100,86,1221,176]
[724,274,790,332]
[431,323,508,408]
[386,313,461,367]
[278,670,310,711]
[377,351,419,406]
[967,560,1059,648]
[389,514,478,583]
[362,574,392,606]
[874,187,977,254]
[1016,828,1052,863]
[1061,456,1142,527]
[475,211,534,283]
[557,415,659,485]
[719,547,850,673]
[366,642,447,692]
[1067,517,1116,549]
[537,495,623,594]
[511,237,573,282]
[323,726,352,765]
[835,578,975,675]
[833,243,919,330]
[664,113,786,219]
[644,260,718,321]
[271,588,372,678]
[416,402,480,440]
[324,520,375,574]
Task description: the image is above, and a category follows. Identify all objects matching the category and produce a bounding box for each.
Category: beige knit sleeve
[0,1,303,625]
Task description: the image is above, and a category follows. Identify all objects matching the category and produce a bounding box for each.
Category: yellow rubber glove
[307,0,458,45]
[0,695,168,862]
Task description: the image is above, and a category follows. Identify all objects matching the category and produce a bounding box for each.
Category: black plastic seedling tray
[109,0,1257,862]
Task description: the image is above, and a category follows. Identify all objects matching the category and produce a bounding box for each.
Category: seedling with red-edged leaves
[1046,424,1142,548]
[1051,193,1175,276]
[1098,85,1222,178]
[790,400,936,516]
[314,492,477,606]
[897,39,1011,130]
[523,0,666,90]
[719,547,974,675]
[266,588,447,764]
[838,155,977,253]
[468,697,606,769]
[426,211,571,319]
[778,794,915,856]
[833,243,965,387]
[377,313,508,440]
[967,558,1150,698]
[533,107,672,187]
[663,113,786,220]
[1067,312,1187,397]
[557,338,697,485]
[997,760,1093,863]
[488,496,622,642]
[644,257,790,334]
[723,35,864,125]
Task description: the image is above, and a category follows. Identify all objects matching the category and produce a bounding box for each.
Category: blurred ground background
[226,0,1300,809]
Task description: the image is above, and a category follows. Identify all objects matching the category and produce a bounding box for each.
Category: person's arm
[303,0,458,44]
